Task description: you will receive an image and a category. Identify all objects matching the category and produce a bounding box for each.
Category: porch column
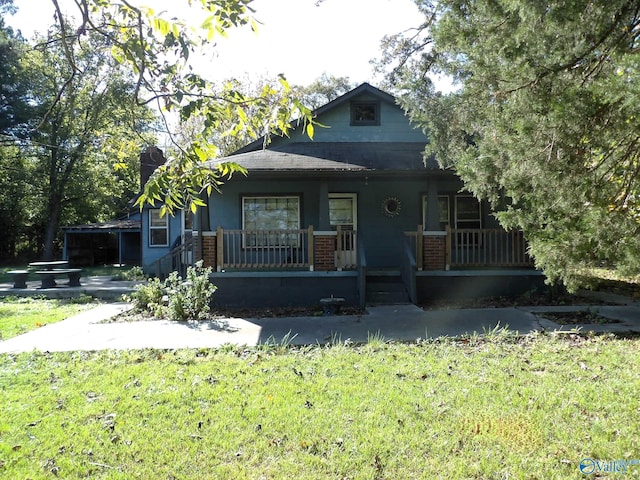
[118,231,123,266]
[425,178,441,231]
[194,231,217,269]
[318,180,330,231]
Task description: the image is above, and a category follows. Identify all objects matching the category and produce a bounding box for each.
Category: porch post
[426,178,441,231]
[336,225,343,271]
[118,231,123,266]
[216,226,223,272]
[445,224,452,269]
[308,225,314,271]
[318,180,330,231]
[416,225,423,271]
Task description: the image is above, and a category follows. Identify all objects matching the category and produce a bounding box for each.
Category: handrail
[357,233,367,308]
[152,236,195,279]
[400,235,417,304]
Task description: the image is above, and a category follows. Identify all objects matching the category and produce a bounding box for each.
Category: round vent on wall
[382,197,401,218]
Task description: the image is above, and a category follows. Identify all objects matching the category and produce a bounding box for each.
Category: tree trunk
[42,193,63,261]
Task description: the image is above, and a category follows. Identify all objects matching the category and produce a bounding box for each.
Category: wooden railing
[335,227,357,270]
[403,225,424,271]
[447,227,533,268]
[400,234,417,303]
[152,236,195,279]
[217,227,313,270]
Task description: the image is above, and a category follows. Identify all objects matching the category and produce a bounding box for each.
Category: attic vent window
[351,102,380,126]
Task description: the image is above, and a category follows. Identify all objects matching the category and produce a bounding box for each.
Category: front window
[149,209,168,246]
[455,195,481,229]
[243,196,300,247]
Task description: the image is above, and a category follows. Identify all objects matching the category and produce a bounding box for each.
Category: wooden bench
[35,269,82,288]
[7,270,29,289]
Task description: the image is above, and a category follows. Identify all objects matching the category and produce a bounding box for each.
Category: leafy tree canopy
[379,0,640,289]
[42,0,318,216]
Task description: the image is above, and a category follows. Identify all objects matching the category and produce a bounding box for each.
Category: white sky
[7,0,422,86]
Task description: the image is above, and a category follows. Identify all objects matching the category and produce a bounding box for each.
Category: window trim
[350,101,380,126]
[422,194,451,229]
[329,193,358,231]
[148,208,169,247]
[454,195,482,229]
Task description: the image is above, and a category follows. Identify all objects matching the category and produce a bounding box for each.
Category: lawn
[0,297,95,340]
[1,333,639,479]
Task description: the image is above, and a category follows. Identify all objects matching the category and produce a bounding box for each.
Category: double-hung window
[455,195,481,229]
[149,209,168,247]
[455,195,482,246]
[242,196,300,247]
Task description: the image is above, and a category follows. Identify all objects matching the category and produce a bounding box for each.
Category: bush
[111,265,146,281]
[127,277,164,316]
[128,262,216,321]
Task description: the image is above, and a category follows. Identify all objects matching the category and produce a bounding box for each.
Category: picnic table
[27,260,82,288]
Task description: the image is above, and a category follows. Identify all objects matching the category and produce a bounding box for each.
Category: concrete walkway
[2,302,640,353]
[0,275,139,300]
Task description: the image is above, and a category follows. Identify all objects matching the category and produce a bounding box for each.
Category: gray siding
[271,95,427,146]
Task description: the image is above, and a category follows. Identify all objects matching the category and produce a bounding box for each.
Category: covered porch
[151,224,539,308]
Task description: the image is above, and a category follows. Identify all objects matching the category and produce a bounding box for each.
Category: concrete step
[365,269,410,305]
[366,290,411,305]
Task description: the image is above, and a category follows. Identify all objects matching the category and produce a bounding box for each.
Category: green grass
[1,333,639,478]
[0,297,95,340]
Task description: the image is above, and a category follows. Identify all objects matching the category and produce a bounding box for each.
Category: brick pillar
[195,234,217,269]
[314,234,336,271]
[423,235,446,270]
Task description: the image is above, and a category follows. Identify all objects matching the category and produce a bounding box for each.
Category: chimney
[139,146,166,190]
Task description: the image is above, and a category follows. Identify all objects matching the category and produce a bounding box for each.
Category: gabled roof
[223,142,436,171]
[205,82,441,174]
[233,83,399,155]
[310,82,397,119]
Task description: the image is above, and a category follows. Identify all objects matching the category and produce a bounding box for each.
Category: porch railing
[447,227,533,268]
[403,225,424,271]
[335,227,357,270]
[152,235,195,279]
[400,234,418,303]
[218,227,313,270]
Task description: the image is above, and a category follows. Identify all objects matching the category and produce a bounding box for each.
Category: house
[62,217,141,266]
[142,83,543,307]
[61,146,167,267]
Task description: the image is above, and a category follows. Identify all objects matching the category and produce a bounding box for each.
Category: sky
[6,0,423,87]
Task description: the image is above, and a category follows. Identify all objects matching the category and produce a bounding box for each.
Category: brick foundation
[314,235,336,271]
[423,235,446,270]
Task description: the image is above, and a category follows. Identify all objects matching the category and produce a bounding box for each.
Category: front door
[329,193,357,268]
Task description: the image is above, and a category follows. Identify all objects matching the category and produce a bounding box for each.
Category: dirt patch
[103,305,367,323]
[420,292,611,310]
[539,310,621,325]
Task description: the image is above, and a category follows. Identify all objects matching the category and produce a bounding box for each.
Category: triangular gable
[233,83,400,155]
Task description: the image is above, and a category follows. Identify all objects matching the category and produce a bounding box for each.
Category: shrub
[128,276,164,316]
[112,265,146,281]
[165,262,217,321]
[127,262,216,321]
